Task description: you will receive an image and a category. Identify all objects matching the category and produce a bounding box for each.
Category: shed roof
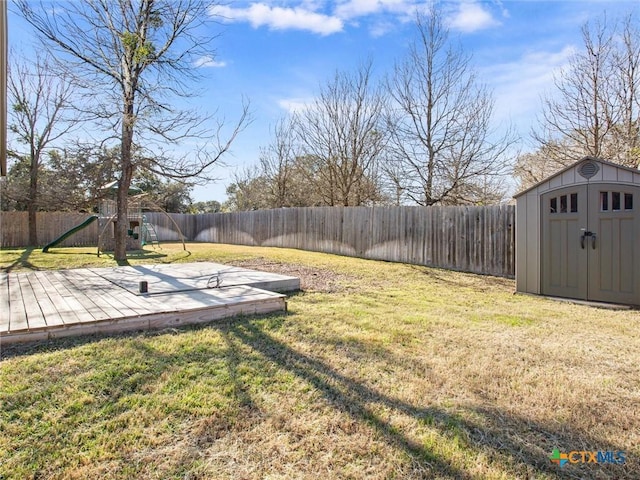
[513,156,640,198]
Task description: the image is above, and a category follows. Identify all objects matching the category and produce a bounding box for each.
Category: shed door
[542,186,587,299]
[588,185,640,304]
[542,184,640,304]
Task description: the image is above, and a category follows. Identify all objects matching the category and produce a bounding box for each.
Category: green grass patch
[1,243,639,479]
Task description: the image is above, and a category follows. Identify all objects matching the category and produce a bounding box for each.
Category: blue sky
[9,1,640,203]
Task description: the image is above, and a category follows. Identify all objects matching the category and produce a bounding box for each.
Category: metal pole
[0,0,7,177]
[0,0,7,250]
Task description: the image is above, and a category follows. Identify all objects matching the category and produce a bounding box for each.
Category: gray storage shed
[515,156,640,305]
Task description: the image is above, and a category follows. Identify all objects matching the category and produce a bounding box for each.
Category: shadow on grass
[98,249,171,263]
[219,329,258,410]
[96,248,181,266]
[1,246,37,273]
[1,317,633,479]
[223,319,471,479]
[124,249,170,260]
[39,249,100,256]
[222,319,632,480]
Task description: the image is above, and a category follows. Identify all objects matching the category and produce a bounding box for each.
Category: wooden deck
[0,263,299,346]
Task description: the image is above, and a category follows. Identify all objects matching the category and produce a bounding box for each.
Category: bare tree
[259,117,299,208]
[517,12,640,191]
[533,17,617,166]
[7,54,76,245]
[294,61,388,206]
[385,11,514,206]
[513,141,571,190]
[250,63,390,210]
[224,166,272,212]
[609,13,640,166]
[18,0,248,260]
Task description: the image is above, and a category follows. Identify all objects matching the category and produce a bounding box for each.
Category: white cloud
[209,1,503,37]
[277,97,314,113]
[489,0,510,20]
[447,1,500,33]
[483,46,576,130]
[369,19,397,38]
[210,1,426,36]
[335,0,383,19]
[210,3,343,36]
[335,0,424,21]
[193,55,227,68]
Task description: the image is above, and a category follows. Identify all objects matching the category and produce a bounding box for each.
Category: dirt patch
[231,258,353,293]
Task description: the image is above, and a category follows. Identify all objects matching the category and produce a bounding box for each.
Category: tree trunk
[114,96,135,262]
[28,152,38,246]
[114,168,131,262]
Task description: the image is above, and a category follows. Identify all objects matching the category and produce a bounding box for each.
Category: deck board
[0,273,9,332]
[48,271,111,322]
[59,269,133,319]
[33,271,85,324]
[78,268,159,316]
[91,262,300,295]
[26,273,66,328]
[7,274,27,333]
[0,263,296,346]
[17,273,48,330]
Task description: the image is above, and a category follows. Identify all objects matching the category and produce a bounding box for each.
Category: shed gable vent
[578,160,599,179]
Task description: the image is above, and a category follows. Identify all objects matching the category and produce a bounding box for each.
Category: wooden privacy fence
[1,205,515,277]
[145,205,515,277]
[1,212,99,248]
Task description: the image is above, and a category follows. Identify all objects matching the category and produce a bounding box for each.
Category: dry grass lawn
[1,243,639,479]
